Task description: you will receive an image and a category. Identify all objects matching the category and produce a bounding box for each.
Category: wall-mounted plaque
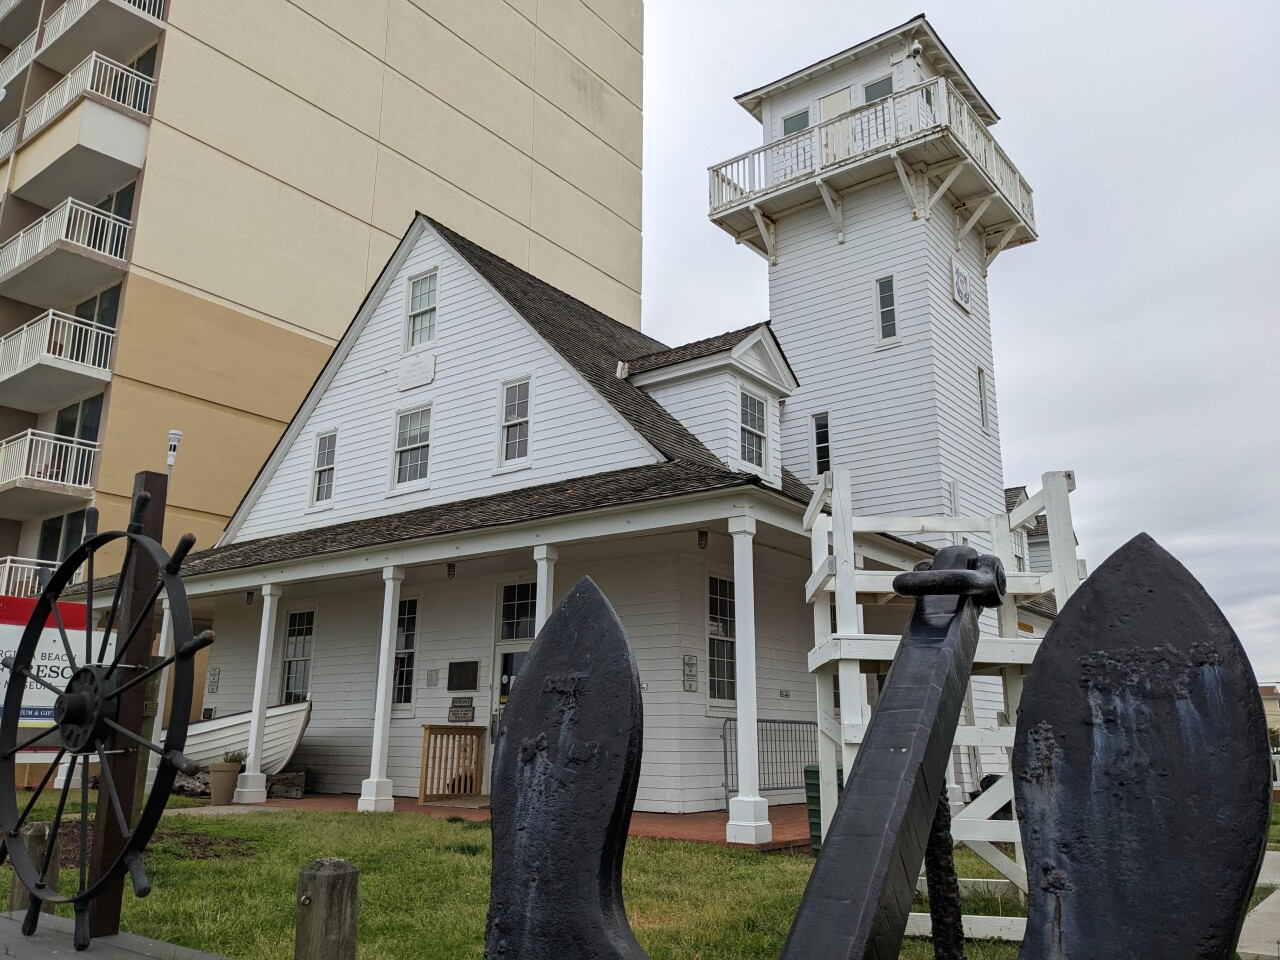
[448,660,479,691]
[448,706,476,723]
[683,679,698,693]
[682,655,698,679]
[951,257,972,313]
[424,668,439,688]
[399,351,436,391]
[206,666,220,694]
[451,697,474,708]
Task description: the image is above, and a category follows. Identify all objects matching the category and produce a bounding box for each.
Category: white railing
[1272,752,1279,788]
[0,557,57,597]
[0,0,22,27]
[0,29,36,88]
[0,197,131,277]
[0,309,114,379]
[708,77,1035,230]
[0,119,15,159]
[25,52,154,135]
[0,429,97,490]
[43,0,165,49]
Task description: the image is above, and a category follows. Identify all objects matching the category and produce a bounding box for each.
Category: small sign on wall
[206,666,220,694]
[448,696,475,723]
[951,257,972,313]
[399,352,436,391]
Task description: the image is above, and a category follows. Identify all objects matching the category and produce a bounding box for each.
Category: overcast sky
[640,0,1280,679]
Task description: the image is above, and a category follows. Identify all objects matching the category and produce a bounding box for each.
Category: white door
[819,87,853,165]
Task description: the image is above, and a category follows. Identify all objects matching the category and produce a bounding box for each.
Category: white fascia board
[730,327,799,393]
[219,215,429,546]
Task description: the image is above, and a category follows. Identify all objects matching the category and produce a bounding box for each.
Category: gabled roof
[734,15,999,126]
[1004,485,1027,514]
[626,323,766,374]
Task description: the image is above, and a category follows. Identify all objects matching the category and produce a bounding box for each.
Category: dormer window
[740,391,767,468]
[406,271,438,348]
[782,109,810,136]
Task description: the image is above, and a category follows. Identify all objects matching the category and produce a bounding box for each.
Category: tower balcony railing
[708,76,1035,232]
[24,51,154,136]
[43,0,165,50]
[0,309,114,380]
[0,28,35,88]
[0,198,130,278]
[0,430,97,490]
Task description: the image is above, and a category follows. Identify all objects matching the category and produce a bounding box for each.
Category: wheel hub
[53,666,117,754]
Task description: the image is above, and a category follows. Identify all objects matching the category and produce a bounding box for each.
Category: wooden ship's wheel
[0,501,211,950]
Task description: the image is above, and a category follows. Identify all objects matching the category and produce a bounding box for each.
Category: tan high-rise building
[0,0,643,585]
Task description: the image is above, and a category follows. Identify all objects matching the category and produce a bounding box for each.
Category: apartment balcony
[708,77,1036,261]
[37,0,165,74]
[0,198,129,306]
[0,0,39,48]
[0,429,96,520]
[0,28,35,106]
[10,53,152,205]
[0,556,56,596]
[0,310,113,412]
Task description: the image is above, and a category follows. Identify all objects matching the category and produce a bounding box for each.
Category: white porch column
[145,599,175,784]
[726,515,771,845]
[234,583,281,804]
[533,544,558,633]
[359,566,404,812]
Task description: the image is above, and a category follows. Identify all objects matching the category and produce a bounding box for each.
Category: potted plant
[209,750,245,806]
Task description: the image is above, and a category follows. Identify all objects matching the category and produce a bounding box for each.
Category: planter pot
[208,762,241,806]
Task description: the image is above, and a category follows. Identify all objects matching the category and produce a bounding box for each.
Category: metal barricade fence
[721,718,819,810]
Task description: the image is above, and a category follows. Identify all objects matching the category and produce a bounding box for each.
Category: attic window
[501,379,531,464]
[740,391,767,468]
[407,271,438,348]
[312,430,336,505]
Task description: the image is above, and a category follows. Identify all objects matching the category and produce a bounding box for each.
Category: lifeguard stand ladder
[806,468,1083,941]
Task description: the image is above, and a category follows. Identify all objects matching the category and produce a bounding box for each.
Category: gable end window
[312,431,336,505]
[393,598,417,705]
[864,76,894,103]
[282,611,315,704]
[406,272,438,348]
[782,109,810,136]
[876,277,897,340]
[813,412,831,475]
[501,379,531,464]
[394,407,431,486]
[740,391,767,468]
[708,577,736,702]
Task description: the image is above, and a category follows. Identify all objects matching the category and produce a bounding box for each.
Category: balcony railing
[25,52,154,136]
[709,77,1035,230]
[0,556,57,596]
[0,28,35,87]
[0,118,15,158]
[0,309,114,379]
[43,0,165,49]
[0,429,97,490]
[0,0,21,27]
[0,198,130,277]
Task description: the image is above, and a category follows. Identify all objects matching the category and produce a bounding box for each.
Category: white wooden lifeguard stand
[806,467,1083,940]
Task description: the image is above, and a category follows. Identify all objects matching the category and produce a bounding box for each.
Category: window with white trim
[864,76,893,103]
[312,431,336,505]
[876,276,897,340]
[740,391,766,468]
[978,368,990,432]
[394,407,431,486]
[813,412,831,475]
[782,109,810,136]
[406,272,438,348]
[282,611,315,704]
[1013,530,1028,573]
[708,577,736,701]
[393,598,417,705]
[501,379,530,464]
[500,583,537,641]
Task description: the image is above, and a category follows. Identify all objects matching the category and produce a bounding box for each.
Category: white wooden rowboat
[168,700,312,774]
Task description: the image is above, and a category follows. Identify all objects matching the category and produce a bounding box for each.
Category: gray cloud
[642,0,1280,678]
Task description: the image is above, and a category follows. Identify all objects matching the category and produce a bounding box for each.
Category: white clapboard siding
[234,224,657,542]
[643,373,738,467]
[1027,534,1052,574]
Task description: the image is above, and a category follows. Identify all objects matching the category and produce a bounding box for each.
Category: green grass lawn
[4,805,1275,958]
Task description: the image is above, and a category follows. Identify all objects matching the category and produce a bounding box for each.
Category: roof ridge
[626,322,768,364]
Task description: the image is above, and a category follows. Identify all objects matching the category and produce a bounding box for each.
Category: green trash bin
[803,763,842,854]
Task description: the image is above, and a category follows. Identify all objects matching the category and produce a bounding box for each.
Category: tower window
[813,412,831,475]
[877,276,897,340]
[864,76,894,103]
[978,368,991,432]
[740,391,767,468]
[782,109,810,136]
[312,430,336,505]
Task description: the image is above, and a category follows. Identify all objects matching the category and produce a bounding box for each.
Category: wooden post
[89,470,167,938]
[296,858,358,960]
[8,822,58,914]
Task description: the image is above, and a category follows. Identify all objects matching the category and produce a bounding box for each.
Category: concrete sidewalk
[1239,852,1280,960]
[0,911,227,959]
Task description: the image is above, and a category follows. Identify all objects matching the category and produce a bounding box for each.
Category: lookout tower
[708,15,1036,523]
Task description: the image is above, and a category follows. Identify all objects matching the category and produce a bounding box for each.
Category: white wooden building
[132,16,1067,848]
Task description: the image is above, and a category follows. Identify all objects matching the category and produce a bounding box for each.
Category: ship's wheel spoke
[105,655,177,703]
[46,601,78,674]
[84,545,95,666]
[8,664,64,698]
[38,755,76,888]
[102,718,164,760]
[97,538,136,664]
[104,580,164,681]
[3,724,60,760]
[95,743,132,842]
[11,749,66,835]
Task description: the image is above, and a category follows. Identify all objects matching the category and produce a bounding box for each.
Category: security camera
[909,41,923,57]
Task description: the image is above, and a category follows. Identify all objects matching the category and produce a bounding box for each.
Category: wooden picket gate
[418,725,486,802]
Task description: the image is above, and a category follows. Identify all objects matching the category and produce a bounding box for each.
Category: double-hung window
[407,272,438,348]
[312,431,336,505]
[282,611,315,704]
[393,598,417,705]
[394,407,431,486]
[876,277,897,340]
[500,583,537,641]
[501,379,530,464]
[708,577,736,702]
[813,412,831,475]
[740,391,766,468]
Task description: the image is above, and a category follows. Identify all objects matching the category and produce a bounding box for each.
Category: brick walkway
[256,795,812,851]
